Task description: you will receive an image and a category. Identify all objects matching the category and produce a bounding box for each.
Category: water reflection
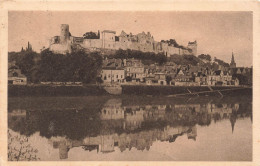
[8,96,252,161]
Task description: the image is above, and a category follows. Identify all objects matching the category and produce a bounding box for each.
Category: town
[7,12,253,162]
[8,24,252,89]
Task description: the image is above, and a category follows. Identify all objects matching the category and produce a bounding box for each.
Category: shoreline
[8,84,252,97]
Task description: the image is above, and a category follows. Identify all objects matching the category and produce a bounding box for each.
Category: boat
[103,84,122,95]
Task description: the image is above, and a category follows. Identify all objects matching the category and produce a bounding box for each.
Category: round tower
[188,40,197,56]
[60,24,70,44]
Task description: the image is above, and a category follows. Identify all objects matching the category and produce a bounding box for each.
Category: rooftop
[102,67,124,70]
[102,30,116,34]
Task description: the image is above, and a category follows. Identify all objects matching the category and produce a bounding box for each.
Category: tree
[125,76,132,82]
[8,130,40,161]
[14,51,39,82]
[198,54,212,61]
[112,49,167,65]
[232,74,249,85]
[214,57,230,68]
[35,49,103,83]
[83,31,99,39]
[96,77,103,85]
[166,76,172,85]
[161,39,180,47]
[169,54,200,66]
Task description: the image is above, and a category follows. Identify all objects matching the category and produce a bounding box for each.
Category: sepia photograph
[6,11,253,161]
[0,1,259,165]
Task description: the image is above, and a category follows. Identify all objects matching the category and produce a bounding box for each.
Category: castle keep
[49,24,197,56]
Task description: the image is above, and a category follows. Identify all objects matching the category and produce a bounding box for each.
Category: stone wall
[49,42,72,54]
[49,24,197,56]
[83,39,102,48]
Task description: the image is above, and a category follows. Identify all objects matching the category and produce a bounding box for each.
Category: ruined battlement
[49,24,197,56]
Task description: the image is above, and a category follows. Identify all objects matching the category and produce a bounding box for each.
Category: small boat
[103,84,122,95]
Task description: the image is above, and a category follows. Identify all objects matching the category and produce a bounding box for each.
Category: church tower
[230,52,236,68]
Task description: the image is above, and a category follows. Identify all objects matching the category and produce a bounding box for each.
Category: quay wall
[121,85,252,96]
[8,85,108,97]
[8,85,252,97]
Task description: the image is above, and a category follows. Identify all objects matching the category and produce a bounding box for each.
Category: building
[8,67,27,85]
[49,24,73,54]
[49,24,197,56]
[145,77,157,85]
[100,99,124,120]
[230,52,236,68]
[101,67,125,83]
[101,30,116,49]
[173,69,197,86]
[103,58,123,67]
[207,70,233,86]
[195,72,207,85]
[154,73,167,85]
[187,41,197,56]
[125,59,146,82]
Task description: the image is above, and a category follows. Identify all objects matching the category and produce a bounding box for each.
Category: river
[8,95,252,161]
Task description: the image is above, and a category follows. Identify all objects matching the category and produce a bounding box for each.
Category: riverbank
[8,84,107,97]
[122,85,252,96]
[8,84,252,97]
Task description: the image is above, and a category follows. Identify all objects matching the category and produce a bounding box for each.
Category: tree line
[107,49,167,65]
[9,49,103,83]
[169,54,201,66]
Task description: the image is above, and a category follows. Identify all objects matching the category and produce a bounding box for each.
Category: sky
[8,11,253,67]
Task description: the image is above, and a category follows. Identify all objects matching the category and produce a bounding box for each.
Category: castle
[49,24,197,56]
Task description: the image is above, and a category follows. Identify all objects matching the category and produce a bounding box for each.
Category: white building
[8,68,27,85]
[101,67,125,83]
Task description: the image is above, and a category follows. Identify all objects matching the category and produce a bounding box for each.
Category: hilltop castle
[49,24,197,56]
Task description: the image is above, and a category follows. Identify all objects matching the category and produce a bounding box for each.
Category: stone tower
[60,24,70,44]
[230,52,236,68]
[187,40,197,56]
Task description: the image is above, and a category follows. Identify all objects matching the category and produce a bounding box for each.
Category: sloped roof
[120,30,127,36]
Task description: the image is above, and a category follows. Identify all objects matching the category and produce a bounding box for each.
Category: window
[116,75,118,78]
